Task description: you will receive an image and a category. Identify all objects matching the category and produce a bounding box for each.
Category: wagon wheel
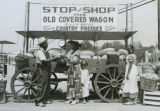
[50,73,58,93]
[94,64,125,102]
[11,67,41,103]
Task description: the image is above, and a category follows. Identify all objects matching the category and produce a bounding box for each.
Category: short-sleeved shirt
[34,48,47,64]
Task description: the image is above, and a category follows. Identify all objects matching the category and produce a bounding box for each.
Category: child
[122,55,139,105]
[80,60,90,104]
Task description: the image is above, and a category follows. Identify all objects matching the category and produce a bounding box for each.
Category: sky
[0,0,158,53]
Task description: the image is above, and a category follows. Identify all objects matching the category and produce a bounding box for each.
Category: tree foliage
[102,41,125,50]
[80,40,94,50]
[133,41,142,49]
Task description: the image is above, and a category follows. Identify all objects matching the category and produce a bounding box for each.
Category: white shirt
[34,48,47,64]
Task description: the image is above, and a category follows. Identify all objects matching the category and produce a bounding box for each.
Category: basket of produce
[15,53,34,71]
[142,65,155,73]
[140,73,159,91]
[107,54,119,64]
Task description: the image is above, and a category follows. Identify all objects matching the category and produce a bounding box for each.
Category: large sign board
[41,5,118,31]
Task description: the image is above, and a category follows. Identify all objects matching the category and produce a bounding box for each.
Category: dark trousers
[35,63,51,103]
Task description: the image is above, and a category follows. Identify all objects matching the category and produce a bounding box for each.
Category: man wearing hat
[34,37,58,107]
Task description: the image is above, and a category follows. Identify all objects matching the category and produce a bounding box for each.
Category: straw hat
[38,37,47,45]
[68,41,81,48]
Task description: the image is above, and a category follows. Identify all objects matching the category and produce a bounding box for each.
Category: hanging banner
[41,5,118,32]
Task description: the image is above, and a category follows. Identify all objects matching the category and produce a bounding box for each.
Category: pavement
[0,100,160,111]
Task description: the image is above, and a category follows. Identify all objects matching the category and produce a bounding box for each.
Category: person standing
[61,41,82,105]
[34,37,59,107]
[80,60,90,104]
[122,55,139,105]
[126,45,136,64]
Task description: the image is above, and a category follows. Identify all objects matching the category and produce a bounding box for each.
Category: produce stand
[11,30,136,103]
[0,53,7,103]
[138,48,160,106]
[0,41,15,103]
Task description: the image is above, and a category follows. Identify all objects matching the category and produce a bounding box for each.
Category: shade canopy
[16,31,136,41]
[0,40,15,44]
[0,40,15,52]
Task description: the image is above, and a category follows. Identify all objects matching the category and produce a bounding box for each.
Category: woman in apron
[61,41,82,105]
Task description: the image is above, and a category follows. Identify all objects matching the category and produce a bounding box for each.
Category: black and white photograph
[0,0,160,111]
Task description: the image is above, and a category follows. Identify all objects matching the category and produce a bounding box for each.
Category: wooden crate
[143,91,160,106]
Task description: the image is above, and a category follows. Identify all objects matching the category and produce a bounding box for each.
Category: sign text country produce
[41,5,118,31]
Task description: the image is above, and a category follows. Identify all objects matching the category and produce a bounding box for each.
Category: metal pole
[158,0,160,49]
[26,2,30,52]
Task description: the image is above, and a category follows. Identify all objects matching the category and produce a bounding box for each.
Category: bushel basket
[15,54,33,71]
[140,77,158,91]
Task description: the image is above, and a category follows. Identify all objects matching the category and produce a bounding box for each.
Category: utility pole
[158,0,160,49]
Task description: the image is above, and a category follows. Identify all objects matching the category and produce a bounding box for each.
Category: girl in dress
[126,45,136,64]
[80,60,90,104]
[122,55,139,105]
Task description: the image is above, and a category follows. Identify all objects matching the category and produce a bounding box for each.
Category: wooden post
[158,0,160,49]
[131,3,133,45]
[125,38,128,49]
[125,4,129,49]
[26,2,30,52]
[125,4,128,32]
